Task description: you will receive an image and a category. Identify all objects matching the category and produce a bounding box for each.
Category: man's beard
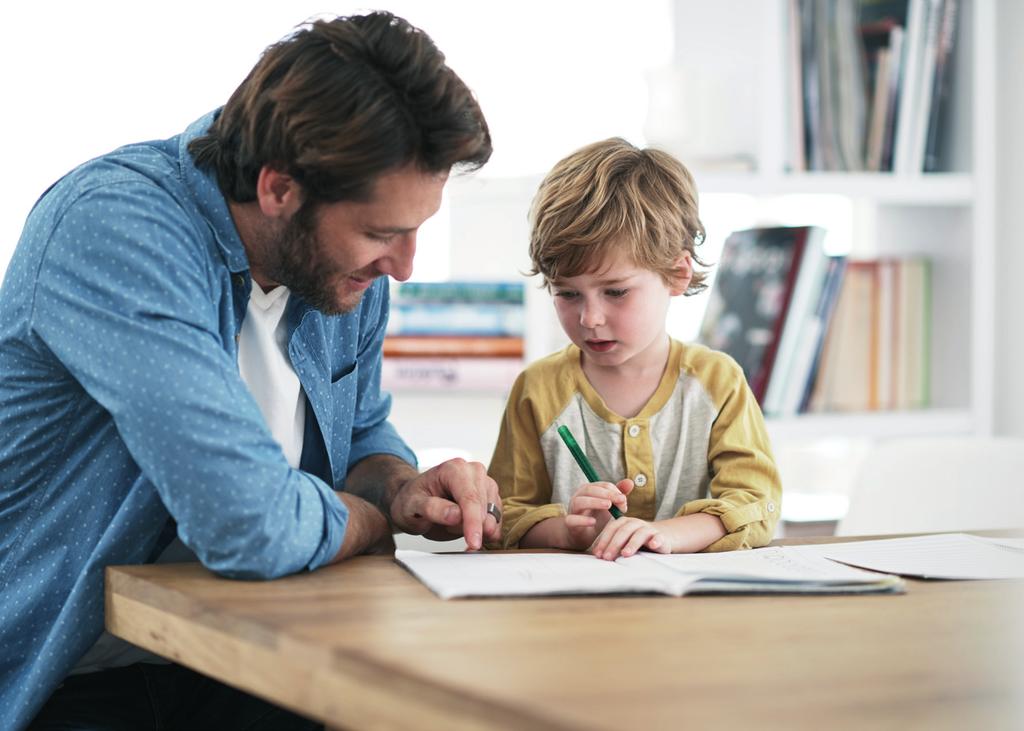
[261,202,362,316]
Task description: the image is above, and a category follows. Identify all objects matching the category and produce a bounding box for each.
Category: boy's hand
[591,517,672,561]
[564,478,633,551]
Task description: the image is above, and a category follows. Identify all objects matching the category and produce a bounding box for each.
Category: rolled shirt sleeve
[31,181,347,579]
[680,356,782,552]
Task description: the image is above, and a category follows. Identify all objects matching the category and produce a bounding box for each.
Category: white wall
[995,0,1024,437]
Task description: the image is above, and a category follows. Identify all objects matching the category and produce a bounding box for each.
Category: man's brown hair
[189,12,491,204]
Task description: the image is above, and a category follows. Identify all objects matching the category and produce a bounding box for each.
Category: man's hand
[389,458,501,551]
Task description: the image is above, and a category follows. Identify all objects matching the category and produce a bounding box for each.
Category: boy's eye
[605,288,629,298]
[554,290,579,299]
[367,231,396,243]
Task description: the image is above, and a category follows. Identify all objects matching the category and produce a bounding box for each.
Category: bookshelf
[388,0,995,477]
[663,0,995,442]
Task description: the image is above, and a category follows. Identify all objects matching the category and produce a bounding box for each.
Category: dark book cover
[697,226,814,404]
[923,0,958,172]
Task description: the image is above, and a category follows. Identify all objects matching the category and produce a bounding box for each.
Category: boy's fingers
[565,514,597,528]
[621,528,655,557]
[591,519,623,559]
[600,521,639,561]
[570,496,612,514]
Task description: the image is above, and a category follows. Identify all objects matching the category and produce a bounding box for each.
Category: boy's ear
[254,166,304,220]
[668,252,694,296]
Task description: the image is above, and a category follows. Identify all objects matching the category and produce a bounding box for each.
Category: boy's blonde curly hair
[528,137,708,293]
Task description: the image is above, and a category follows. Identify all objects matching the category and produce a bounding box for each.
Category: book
[698,226,822,406]
[922,0,958,172]
[873,258,899,410]
[394,547,904,599]
[905,0,945,173]
[807,260,878,412]
[761,226,830,416]
[894,257,931,408]
[833,0,868,171]
[381,356,522,392]
[782,256,848,416]
[892,0,947,173]
[392,280,524,304]
[787,0,807,171]
[387,301,524,337]
[807,256,930,413]
[799,0,823,170]
[860,10,905,171]
[383,335,524,359]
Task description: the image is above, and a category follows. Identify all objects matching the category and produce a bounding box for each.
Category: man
[0,12,496,730]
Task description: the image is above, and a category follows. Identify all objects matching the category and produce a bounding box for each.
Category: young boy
[488,138,781,560]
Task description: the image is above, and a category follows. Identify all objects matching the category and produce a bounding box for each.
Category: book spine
[751,232,808,405]
[381,357,523,392]
[383,335,525,358]
[922,0,958,172]
[893,0,927,174]
[880,25,905,171]
[797,256,848,413]
[905,0,944,173]
[387,302,524,337]
[393,280,524,304]
[763,227,829,415]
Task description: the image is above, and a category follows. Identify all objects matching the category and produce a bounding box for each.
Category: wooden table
[106,536,1024,730]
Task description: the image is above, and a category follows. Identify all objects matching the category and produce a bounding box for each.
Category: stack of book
[382,280,525,392]
[697,225,931,417]
[791,0,959,173]
[805,257,931,413]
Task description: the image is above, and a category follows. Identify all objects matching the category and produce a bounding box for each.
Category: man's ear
[254,166,303,219]
[668,252,694,296]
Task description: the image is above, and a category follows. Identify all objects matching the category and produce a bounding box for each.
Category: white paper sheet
[644,545,895,583]
[794,533,1024,580]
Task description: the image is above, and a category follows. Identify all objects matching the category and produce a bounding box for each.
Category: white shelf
[671,0,995,445]
[694,172,975,204]
[427,1,996,456]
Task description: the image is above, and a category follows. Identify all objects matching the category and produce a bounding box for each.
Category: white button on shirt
[627,424,641,438]
[237,281,306,469]
[634,474,648,487]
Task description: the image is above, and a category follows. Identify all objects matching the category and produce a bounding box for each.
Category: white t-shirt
[237,281,306,468]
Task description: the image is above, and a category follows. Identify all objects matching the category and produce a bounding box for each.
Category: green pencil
[556,424,623,519]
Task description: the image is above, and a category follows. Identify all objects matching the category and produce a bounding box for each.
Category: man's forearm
[330,493,392,563]
[343,453,418,529]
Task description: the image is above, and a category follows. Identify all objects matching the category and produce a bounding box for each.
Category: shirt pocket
[327,362,358,485]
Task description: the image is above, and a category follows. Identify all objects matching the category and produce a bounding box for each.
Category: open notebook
[394,547,904,599]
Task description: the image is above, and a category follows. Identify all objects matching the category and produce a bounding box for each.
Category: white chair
[836,436,1024,536]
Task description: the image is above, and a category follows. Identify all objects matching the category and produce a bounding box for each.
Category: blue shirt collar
[179,109,250,274]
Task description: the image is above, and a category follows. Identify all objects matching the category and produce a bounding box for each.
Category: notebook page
[641,546,895,584]
[795,533,1024,580]
[394,550,699,599]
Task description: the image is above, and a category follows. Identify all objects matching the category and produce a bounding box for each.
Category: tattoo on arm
[344,454,418,529]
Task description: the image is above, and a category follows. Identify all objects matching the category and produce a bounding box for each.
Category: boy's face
[550,247,691,371]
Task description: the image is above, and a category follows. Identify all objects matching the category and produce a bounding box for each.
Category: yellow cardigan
[488,339,781,550]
